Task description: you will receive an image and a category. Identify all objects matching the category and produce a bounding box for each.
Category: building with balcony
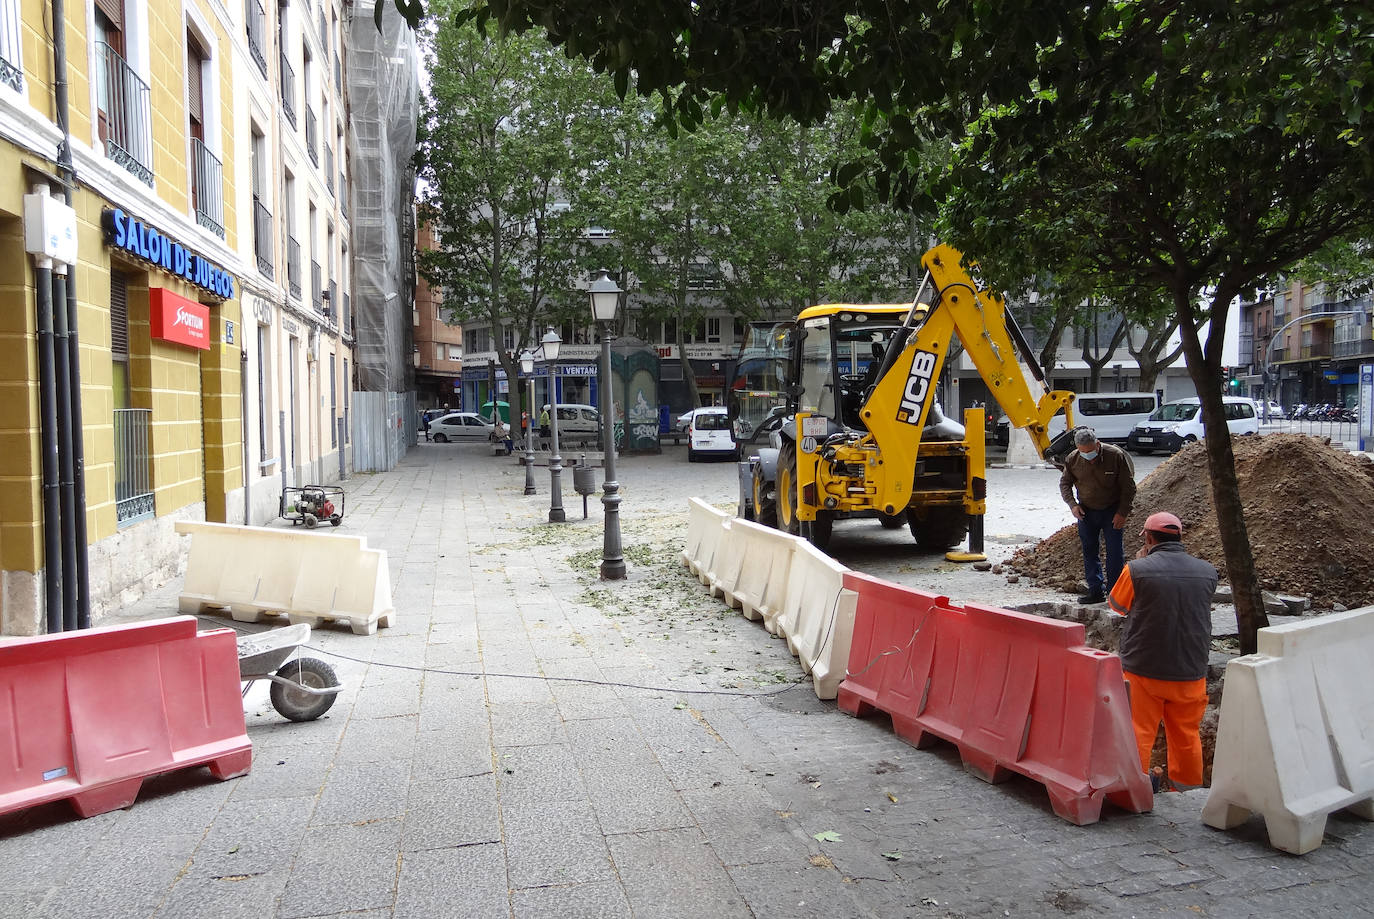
[1240,280,1374,409]
[413,224,462,408]
[0,0,378,635]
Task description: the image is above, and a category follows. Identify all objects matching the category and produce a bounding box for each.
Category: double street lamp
[542,328,566,523]
[590,269,626,580]
[520,349,536,495]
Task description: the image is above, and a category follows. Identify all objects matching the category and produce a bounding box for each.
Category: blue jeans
[1078,505,1124,596]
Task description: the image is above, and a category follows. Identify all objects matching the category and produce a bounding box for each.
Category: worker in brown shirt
[1059,427,1137,604]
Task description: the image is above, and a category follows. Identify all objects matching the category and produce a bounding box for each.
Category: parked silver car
[429,412,495,443]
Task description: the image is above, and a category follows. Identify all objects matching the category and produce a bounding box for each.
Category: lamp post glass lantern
[521,350,536,495]
[542,328,565,522]
[590,269,626,579]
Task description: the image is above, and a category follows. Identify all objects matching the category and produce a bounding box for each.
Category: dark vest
[1119,542,1217,681]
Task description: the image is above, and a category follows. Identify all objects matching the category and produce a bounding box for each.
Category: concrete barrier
[682,499,730,580]
[773,541,857,700]
[838,573,1153,825]
[175,521,396,635]
[1202,607,1374,854]
[720,519,798,625]
[0,617,250,818]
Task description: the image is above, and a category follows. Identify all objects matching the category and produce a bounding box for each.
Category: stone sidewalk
[1,442,1371,919]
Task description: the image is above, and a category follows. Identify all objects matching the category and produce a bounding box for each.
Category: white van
[542,403,601,440]
[1126,396,1259,454]
[687,406,737,461]
[994,392,1157,445]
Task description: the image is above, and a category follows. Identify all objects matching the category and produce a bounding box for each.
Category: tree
[452,0,1374,654]
[415,10,607,419]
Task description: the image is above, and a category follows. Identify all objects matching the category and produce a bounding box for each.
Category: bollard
[572,454,597,519]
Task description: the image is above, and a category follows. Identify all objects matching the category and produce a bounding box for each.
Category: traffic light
[1230,370,1241,390]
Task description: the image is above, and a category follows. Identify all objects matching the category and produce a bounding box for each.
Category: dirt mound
[1009,434,1374,610]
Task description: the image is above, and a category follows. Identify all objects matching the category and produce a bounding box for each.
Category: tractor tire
[907,506,970,550]
[775,440,802,536]
[877,511,906,529]
[752,464,778,529]
[269,657,340,722]
[804,511,833,551]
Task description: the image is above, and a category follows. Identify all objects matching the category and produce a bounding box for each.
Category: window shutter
[187,38,205,125]
[94,0,122,30]
[110,271,129,357]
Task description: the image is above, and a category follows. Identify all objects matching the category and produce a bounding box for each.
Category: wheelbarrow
[237,623,343,722]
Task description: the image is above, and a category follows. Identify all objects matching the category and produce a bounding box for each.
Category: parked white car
[429,412,495,443]
[542,403,601,440]
[1126,396,1259,454]
[687,407,737,461]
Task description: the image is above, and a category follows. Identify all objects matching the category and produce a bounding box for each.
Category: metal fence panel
[351,391,416,472]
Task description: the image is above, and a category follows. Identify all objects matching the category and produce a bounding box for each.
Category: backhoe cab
[733,244,1078,558]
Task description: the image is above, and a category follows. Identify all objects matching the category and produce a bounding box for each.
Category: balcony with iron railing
[1300,343,1332,360]
[245,0,268,79]
[325,146,334,194]
[1,0,22,91]
[344,292,351,335]
[306,106,318,165]
[96,42,153,185]
[191,139,225,238]
[311,259,322,311]
[280,50,296,128]
[114,408,154,525]
[287,236,302,300]
[1334,338,1374,359]
[253,196,274,278]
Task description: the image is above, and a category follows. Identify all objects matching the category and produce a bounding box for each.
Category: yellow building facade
[0,0,354,635]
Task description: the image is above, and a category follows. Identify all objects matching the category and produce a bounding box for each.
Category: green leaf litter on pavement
[813,830,843,843]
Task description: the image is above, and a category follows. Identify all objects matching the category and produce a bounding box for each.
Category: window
[662,317,676,344]
[0,0,24,91]
[434,342,443,362]
[251,126,272,277]
[447,343,461,361]
[187,31,224,238]
[94,0,153,184]
[342,358,349,443]
[257,323,272,465]
[111,270,153,525]
[706,317,721,343]
[329,352,337,447]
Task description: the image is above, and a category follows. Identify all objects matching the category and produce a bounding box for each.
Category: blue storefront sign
[102,208,235,300]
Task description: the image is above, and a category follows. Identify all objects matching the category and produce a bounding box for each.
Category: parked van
[994,391,1158,446]
[1126,396,1259,454]
[542,403,601,440]
[686,406,737,461]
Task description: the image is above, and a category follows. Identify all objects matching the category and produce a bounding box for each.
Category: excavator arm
[858,244,1076,516]
[922,244,1077,461]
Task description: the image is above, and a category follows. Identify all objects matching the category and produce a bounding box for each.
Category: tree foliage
[442,0,1374,652]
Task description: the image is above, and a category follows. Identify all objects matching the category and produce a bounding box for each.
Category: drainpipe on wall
[28,186,62,633]
[52,0,91,628]
[50,265,79,630]
[242,344,251,524]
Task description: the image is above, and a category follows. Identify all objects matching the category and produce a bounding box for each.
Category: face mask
[1080,450,1099,461]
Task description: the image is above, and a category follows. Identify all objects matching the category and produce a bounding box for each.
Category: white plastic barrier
[175,521,396,636]
[773,541,857,700]
[682,499,730,580]
[1202,606,1374,854]
[720,519,799,625]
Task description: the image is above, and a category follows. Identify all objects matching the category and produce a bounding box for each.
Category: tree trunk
[1174,292,1269,654]
[1130,315,1185,395]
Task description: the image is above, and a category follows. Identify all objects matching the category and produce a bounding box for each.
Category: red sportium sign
[149,288,211,350]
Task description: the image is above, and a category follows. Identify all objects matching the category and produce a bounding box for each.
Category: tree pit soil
[1006,433,1374,786]
[1008,433,1374,611]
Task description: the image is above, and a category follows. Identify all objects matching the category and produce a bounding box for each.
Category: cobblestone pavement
[2,442,1370,919]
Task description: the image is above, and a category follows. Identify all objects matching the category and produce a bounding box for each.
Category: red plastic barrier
[0,617,251,818]
[837,573,1151,825]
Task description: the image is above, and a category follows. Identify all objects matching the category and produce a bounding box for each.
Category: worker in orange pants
[1108,511,1218,790]
[1122,672,1208,787]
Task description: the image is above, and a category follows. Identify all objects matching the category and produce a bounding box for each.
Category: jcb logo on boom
[897,349,938,425]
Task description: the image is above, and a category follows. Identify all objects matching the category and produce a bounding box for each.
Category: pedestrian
[1107,511,1217,791]
[538,406,551,448]
[421,410,431,442]
[1058,426,1137,604]
[493,419,512,455]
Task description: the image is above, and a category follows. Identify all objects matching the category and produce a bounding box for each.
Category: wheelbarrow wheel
[330,515,342,527]
[269,657,339,722]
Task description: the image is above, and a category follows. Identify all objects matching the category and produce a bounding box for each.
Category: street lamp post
[542,328,566,523]
[521,349,536,495]
[590,269,626,580]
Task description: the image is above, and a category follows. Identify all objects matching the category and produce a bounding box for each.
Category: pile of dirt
[1009,434,1374,610]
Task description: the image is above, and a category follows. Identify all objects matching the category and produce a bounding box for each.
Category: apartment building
[0,0,359,635]
[413,223,460,408]
[1240,281,1374,409]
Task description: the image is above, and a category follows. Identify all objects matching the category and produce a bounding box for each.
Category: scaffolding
[345,0,419,393]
